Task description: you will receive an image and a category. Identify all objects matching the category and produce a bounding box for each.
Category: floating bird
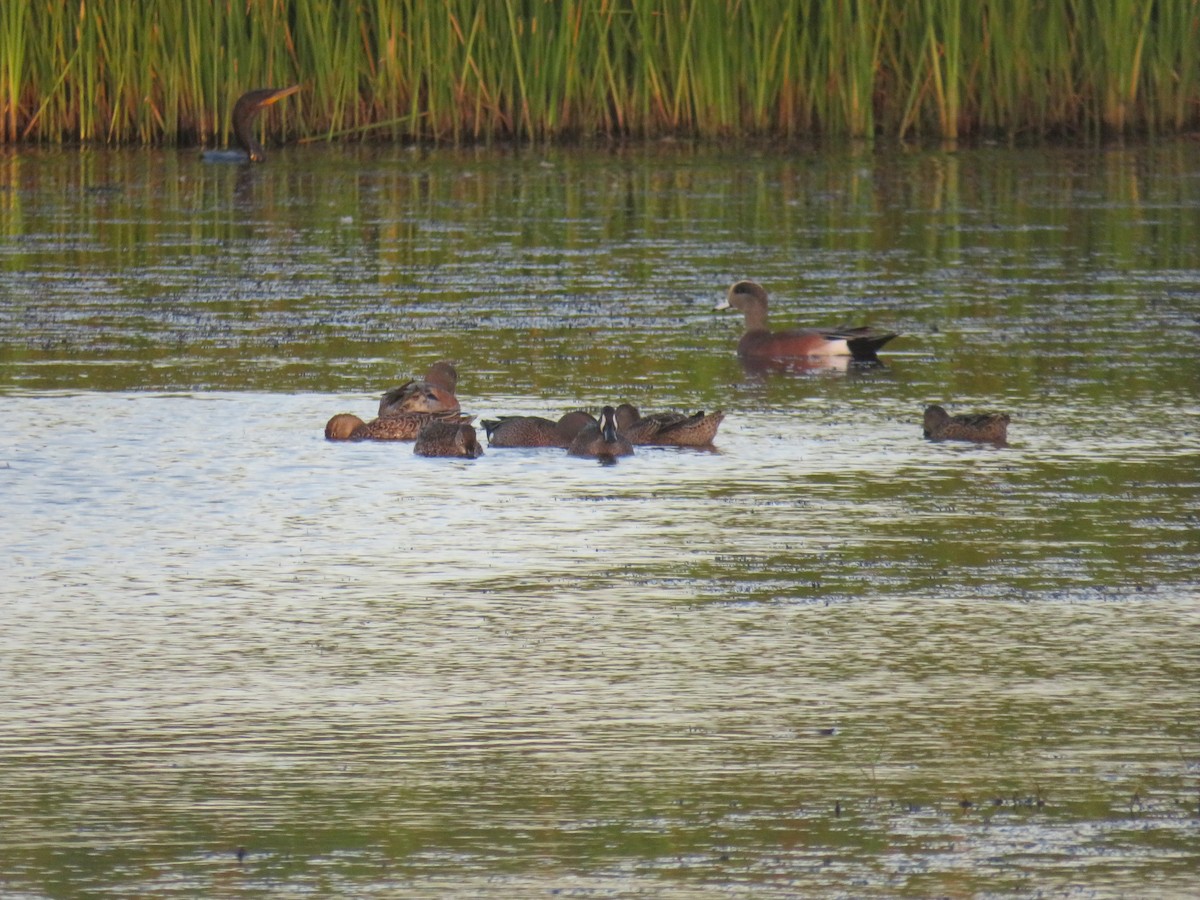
[324,413,366,440]
[378,361,460,417]
[413,421,484,458]
[923,405,1010,446]
[614,404,725,447]
[567,406,634,460]
[715,280,898,362]
[201,85,300,163]
[324,410,471,441]
[482,411,596,448]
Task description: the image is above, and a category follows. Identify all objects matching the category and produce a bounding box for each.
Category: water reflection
[1,144,1199,896]
[2,143,1197,396]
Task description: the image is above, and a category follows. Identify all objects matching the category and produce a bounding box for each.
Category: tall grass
[0,0,28,142]
[2,0,1198,146]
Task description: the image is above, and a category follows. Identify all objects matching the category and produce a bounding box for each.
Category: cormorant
[201,85,300,163]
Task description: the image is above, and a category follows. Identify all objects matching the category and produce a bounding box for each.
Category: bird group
[324,360,726,461]
[716,280,1010,447]
[324,279,1010,459]
[215,89,1006,451]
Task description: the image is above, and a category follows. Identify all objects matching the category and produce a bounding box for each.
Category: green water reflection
[2,143,1198,399]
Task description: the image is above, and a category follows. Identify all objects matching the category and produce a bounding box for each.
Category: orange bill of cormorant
[202,85,300,164]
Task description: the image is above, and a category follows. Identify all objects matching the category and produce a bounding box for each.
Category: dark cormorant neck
[228,85,300,163]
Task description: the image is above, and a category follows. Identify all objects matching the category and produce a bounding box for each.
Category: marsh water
[1,141,1198,897]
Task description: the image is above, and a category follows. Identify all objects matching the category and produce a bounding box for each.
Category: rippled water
[1,143,1198,897]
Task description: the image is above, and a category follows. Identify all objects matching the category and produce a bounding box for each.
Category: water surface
[1,143,1198,897]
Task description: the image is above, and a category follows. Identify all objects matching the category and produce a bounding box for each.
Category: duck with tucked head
[325,410,471,441]
[716,280,898,363]
[614,404,725,447]
[567,406,634,460]
[201,85,300,164]
[414,421,484,458]
[923,405,1010,447]
[379,361,460,417]
[482,410,596,448]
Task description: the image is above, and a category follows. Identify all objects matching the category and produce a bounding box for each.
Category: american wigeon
[324,413,366,440]
[482,410,597,448]
[614,404,725,447]
[567,406,634,459]
[413,421,484,458]
[378,361,460,417]
[716,280,898,362]
[923,405,1010,446]
[324,410,472,441]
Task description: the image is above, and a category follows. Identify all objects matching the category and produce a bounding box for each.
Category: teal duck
[201,85,300,164]
[414,421,484,458]
[716,280,898,362]
[923,405,1010,446]
[614,404,725,447]
[567,406,634,459]
[325,410,471,441]
[379,361,460,417]
[482,410,596,448]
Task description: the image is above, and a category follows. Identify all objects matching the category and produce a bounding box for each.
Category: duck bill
[599,408,619,443]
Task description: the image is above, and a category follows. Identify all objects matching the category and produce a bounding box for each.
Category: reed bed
[2,0,1198,146]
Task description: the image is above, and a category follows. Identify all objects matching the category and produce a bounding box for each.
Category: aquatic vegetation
[2,0,1198,145]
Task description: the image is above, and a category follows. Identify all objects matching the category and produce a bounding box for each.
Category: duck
[324,410,472,441]
[567,406,634,460]
[201,85,300,163]
[324,413,367,440]
[614,404,725,447]
[482,410,597,448]
[923,405,1010,446]
[414,421,484,458]
[378,361,460,416]
[715,280,898,362]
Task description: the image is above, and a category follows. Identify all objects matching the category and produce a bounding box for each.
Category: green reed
[0,0,27,142]
[2,0,1198,146]
[1147,0,1200,132]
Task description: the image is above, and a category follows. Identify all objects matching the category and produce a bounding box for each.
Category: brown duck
[614,404,725,447]
[378,361,460,417]
[325,410,471,441]
[923,405,1010,446]
[414,421,484,458]
[567,406,634,460]
[482,411,597,448]
[716,280,898,362]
